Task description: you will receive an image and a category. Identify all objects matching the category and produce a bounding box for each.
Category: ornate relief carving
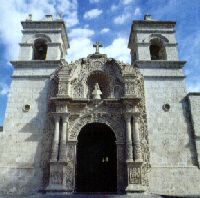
[56,103,68,113]
[125,81,135,95]
[50,171,63,184]
[58,81,68,95]
[92,60,104,69]
[69,113,125,142]
[129,167,141,184]
[66,161,74,190]
[134,70,151,186]
[47,56,150,191]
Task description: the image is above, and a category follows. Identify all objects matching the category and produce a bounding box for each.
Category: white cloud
[67,27,95,61]
[0,83,9,96]
[53,0,78,27]
[134,7,141,16]
[83,9,102,20]
[121,0,133,5]
[111,4,118,11]
[113,13,130,24]
[67,38,94,61]
[100,28,110,34]
[69,28,95,39]
[102,37,130,64]
[0,0,78,60]
[89,0,100,3]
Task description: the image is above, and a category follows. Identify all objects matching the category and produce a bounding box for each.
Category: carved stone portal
[46,52,150,194]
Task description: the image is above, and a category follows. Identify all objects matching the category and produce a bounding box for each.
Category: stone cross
[93,41,103,54]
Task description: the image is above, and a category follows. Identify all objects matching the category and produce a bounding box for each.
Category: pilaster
[124,111,144,193]
[59,113,69,162]
[51,115,60,162]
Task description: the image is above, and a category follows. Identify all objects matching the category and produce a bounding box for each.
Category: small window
[23,104,31,112]
[33,39,48,60]
[149,38,166,60]
[162,104,170,112]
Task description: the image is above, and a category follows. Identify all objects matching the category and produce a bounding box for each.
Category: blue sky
[0,0,200,125]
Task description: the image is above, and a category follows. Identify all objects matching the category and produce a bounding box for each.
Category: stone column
[59,114,68,162]
[133,115,143,162]
[51,115,60,162]
[125,113,145,193]
[124,113,133,162]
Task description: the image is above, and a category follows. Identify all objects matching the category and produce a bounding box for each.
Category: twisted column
[59,114,68,161]
[124,113,133,162]
[51,115,60,161]
[133,116,143,162]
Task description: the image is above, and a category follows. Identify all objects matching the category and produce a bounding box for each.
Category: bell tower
[128,15,198,194]
[1,15,69,194]
[19,14,69,60]
[128,14,179,63]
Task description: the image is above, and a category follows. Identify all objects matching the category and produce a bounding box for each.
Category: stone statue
[92,83,102,99]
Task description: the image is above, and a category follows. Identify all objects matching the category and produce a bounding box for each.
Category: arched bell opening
[75,123,117,193]
[149,38,167,60]
[33,38,48,60]
[87,71,112,99]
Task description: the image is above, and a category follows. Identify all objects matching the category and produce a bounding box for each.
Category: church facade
[0,14,200,196]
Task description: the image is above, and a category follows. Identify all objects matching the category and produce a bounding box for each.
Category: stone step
[2,193,200,198]
[1,193,163,198]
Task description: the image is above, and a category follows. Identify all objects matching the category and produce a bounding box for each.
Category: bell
[38,46,44,52]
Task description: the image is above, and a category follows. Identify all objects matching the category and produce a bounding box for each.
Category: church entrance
[76,123,117,193]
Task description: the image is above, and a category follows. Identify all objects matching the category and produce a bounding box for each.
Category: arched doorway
[76,123,117,193]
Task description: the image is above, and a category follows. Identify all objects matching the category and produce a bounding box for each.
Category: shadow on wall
[181,97,199,167]
[0,78,54,196]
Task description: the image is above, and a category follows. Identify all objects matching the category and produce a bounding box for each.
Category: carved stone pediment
[50,56,144,101]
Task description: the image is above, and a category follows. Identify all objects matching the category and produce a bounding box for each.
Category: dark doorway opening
[76,123,117,193]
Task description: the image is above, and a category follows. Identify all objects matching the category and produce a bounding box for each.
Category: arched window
[149,38,167,60]
[33,38,48,60]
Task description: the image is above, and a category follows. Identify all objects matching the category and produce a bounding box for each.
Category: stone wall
[0,77,50,195]
[141,76,200,195]
[188,93,200,167]
[0,59,60,195]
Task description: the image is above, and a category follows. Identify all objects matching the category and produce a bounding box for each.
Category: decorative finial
[93,41,103,54]
[45,15,53,21]
[144,14,152,21]
[26,14,32,21]
[92,83,102,99]
[57,12,64,20]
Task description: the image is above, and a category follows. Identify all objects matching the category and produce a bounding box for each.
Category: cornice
[187,92,200,96]
[21,20,66,29]
[135,60,186,69]
[136,42,178,47]
[10,60,64,68]
[133,20,176,26]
